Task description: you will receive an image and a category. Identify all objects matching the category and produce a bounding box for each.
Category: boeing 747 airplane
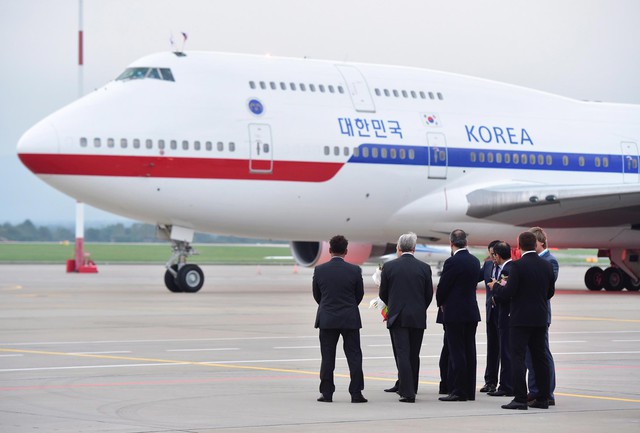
[17,50,640,292]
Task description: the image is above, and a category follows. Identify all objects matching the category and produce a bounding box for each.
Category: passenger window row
[249,81,345,94]
[248,80,444,102]
[79,137,236,152]
[470,151,612,168]
[353,145,416,160]
[472,151,553,166]
[323,146,351,157]
[322,145,417,161]
[374,88,444,101]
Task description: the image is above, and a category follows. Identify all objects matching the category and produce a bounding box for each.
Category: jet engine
[290,241,393,267]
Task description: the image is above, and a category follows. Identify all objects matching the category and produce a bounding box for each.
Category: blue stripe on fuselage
[347,143,634,174]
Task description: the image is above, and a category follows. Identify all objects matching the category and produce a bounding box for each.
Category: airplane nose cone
[17,120,59,174]
[17,120,59,154]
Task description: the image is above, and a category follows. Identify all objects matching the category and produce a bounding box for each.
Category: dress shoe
[527,397,555,406]
[317,395,332,402]
[399,396,415,403]
[480,383,496,393]
[488,389,513,397]
[501,400,528,410]
[351,394,368,403]
[529,399,549,409]
[439,394,467,402]
[384,385,399,393]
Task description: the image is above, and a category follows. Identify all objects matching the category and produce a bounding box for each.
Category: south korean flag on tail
[422,113,441,127]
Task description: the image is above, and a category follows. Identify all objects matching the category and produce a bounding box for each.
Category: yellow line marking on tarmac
[2,347,639,403]
[0,348,314,376]
[555,315,640,324]
[557,392,640,403]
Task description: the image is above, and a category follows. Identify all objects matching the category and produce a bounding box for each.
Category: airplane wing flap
[466,183,640,228]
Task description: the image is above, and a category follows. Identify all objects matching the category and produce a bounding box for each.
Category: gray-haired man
[379,233,434,402]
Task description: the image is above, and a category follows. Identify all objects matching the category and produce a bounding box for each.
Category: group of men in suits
[491,230,556,409]
[480,240,514,397]
[313,232,434,403]
[312,228,557,409]
[476,227,557,409]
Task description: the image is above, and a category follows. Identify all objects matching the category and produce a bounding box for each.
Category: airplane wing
[466,183,640,228]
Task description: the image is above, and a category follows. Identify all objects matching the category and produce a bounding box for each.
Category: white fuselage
[17,51,640,248]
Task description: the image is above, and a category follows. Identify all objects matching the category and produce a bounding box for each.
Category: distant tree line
[0,220,276,244]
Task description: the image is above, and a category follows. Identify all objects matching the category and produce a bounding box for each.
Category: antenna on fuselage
[170,31,188,57]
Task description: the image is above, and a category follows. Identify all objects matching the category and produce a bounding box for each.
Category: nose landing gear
[164,262,205,293]
[159,225,205,293]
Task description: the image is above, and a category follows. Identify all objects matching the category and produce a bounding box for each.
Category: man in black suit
[486,241,513,397]
[493,232,555,410]
[526,226,558,406]
[478,240,500,394]
[436,229,481,402]
[312,235,367,403]
[379,232,434,403]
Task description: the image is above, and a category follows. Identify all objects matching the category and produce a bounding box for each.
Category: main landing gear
[584,248,640,291]
[158,225,205,293]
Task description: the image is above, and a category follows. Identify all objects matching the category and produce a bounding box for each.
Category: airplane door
[335,65,376,113]
[427,132,448,179]
[621,141,639,183]
[249,124,273,173]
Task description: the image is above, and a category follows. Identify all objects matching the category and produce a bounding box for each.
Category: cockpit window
[159,68,174,81]
[147,68,161,79]
[116,67,175,82]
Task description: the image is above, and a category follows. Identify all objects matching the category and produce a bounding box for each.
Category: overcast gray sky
[2,0,639,225]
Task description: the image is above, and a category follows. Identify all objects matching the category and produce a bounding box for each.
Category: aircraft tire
[623,273,640,291]
[177,264,204,293]
[584,266,604,291]
[164,265,183,292]
[602,267,624,291]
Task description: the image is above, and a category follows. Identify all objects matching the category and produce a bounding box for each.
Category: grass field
[0,243,295,264]
[0,242,605,267]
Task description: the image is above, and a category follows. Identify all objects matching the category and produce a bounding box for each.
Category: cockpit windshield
[116,67,175,82]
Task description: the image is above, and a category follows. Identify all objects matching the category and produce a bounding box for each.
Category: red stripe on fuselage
[18,154,344,182]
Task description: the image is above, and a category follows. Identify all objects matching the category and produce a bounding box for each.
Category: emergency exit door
[427,132,448,179]
[621,141,639,183]
[249,124,273,173]
[335,65,376,113]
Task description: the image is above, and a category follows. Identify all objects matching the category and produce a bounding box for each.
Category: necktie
[494,265,500,280]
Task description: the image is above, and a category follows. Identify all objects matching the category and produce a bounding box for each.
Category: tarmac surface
[1,264,639,433]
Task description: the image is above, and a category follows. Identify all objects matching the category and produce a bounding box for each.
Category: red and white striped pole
[71,0,96,273]
[74,200,85,270]
[78,0,83,94]
[74,0,85,271]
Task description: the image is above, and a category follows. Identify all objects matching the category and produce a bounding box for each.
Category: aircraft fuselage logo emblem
[248,99,264,115]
